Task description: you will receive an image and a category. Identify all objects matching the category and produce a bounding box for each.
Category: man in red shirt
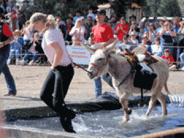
[0,13,17,96]
[114,17,129,41]
[90,9,115,98]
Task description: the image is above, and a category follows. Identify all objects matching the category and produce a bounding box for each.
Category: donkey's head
[81,40,118,79]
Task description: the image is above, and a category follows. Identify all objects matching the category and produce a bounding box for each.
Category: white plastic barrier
[66,45,91,65]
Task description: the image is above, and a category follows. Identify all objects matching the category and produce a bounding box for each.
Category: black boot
[61,104,76,120]
[65,108,76,120]
[59,115,76,133]
[58,104,76,133]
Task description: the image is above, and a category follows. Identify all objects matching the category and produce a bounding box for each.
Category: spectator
[68,12,74,20]
[6,0,15,14]
[152,16,159,25]
[138,27,145,42]
[130,31,139,46]
[0,12,17,96]
[114,17,129,42]
[22,20,33,50]
[86,8,95,21]
[55,15,66,26]
[159,21,176,56]
[139,34,152,54]
[172,17,180,60]
[73,10,82,23]
[72,36,81,46]
[19,32,41,65]
[129,14,136,26]
[176,21,184,63]
[147,22,157,44]
[5,12,14,31]
[56,17,67,39]
[80,16,85,26]
[16,11,26,30]
[20,0,32,21]
[0,1,5,14]
[155,19,165,43]
[13,5,25,30]
[65,17,74,44]
[91,9,115,98]
[172,17,180,33]
[84,16,93,40]
[129,21,140,41]
[7,29,22,65]
[179,51,184,71]
[110,16,117,29]
[138,21,148,32]
[60,2,70,20]
[145,16,150,25]
[144,21,149,31]
[151,37,162,56]
[69,18,85,44]
[161,49,176,71]
[117,35,135,51]
[107,19,113,28]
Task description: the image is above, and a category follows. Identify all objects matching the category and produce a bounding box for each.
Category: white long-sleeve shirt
[69,26,85,41]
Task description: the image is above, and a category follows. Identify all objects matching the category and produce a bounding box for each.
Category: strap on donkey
[123,48,158,106]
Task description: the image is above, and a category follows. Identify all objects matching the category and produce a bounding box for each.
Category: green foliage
[30,0,182,20]
[157,0,182,17]
[31,0,99,17]
[143,0,182,17]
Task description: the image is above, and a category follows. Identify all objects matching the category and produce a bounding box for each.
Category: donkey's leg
[157,92,167,116]
[146,93,158,117]
[119,93,131,122]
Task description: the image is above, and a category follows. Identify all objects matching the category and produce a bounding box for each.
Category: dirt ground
[0,65,184,110]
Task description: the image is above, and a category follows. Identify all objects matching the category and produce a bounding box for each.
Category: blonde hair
[25,20,30,26]
[164,21,171,27]
[47,14,55,21]
[13,29,22,36]
[74,18,82,28]
[29,12,56,33]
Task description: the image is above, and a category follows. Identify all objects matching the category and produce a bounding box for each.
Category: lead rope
[73,62,92,74]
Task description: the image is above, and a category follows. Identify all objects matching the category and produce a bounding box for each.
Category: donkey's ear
[104,39,118,56]
[80,42,96,54]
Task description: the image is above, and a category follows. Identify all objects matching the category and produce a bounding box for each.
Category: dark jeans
[40,64,74,115]
[0,48,17,94]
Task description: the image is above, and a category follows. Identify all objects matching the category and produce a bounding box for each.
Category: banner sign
[66,46,91,65]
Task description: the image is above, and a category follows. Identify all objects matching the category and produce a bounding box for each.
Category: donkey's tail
[164,83,171,94]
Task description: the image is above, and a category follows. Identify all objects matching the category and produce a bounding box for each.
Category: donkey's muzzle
[87,71,94,79]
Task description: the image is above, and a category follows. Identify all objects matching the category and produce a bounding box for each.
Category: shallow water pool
[5,103,184,138]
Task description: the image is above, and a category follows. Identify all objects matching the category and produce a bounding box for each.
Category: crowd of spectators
[1,0,184,70]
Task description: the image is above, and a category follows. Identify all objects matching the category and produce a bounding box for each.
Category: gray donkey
[82,40,170,122]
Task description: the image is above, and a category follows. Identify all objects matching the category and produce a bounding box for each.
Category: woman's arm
[170,30,176,37]
[159,29,165,38]
[49,42,64,69]
[69,27,77,36]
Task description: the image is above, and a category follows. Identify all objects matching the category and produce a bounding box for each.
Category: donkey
[82,40,170,122]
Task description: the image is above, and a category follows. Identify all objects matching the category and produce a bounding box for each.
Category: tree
[142,0,182,17]
[157,0,182,17]
[31,0,100,17]
[142,0,161,17]
[30,0,147,19]
[110,0,146,17]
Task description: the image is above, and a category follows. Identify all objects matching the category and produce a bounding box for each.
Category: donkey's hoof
[126,109,132,115]
[123,120,128,123]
